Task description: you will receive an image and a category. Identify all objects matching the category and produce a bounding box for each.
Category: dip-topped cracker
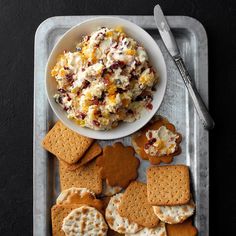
[96,142,140,188]
[132,116,182,164]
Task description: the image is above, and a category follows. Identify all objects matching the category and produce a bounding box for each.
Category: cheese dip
[51,27,158,130]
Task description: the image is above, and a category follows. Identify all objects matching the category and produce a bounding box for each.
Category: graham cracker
[42,121,93,164]
[118,181,159,228]
[166,218,198,236]
[51,204,82,236]
[67,142,102,170]
[147,165,190,206]
[59,159,102,194]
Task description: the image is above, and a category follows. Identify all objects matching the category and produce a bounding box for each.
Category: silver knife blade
[153,4,215,130]
[154,5,180,58]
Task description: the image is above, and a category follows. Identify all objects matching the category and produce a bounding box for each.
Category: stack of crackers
[42,120,198,236]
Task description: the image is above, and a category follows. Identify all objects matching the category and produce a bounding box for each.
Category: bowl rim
[45,16,167,139]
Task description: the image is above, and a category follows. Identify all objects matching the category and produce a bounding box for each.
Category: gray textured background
[0,0,236,235]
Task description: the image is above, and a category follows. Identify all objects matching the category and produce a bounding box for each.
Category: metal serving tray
[34,16,209,236]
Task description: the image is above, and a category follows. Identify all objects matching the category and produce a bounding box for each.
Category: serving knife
[154,5,215,130]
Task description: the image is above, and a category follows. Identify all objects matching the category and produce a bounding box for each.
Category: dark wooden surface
[0,0,235,235]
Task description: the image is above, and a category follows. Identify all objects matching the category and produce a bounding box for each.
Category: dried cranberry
[148,138,156,145]
[110,61,125,70]
[93,120,100,127]
[141,67,146,73]
[110,62,120,70]
[127,109,134,114]
[144,95,153,101]
[101,68,107,77]
[135,96,143,102]
[76,112,86,120]
[66,94,71,101]
[81,80,90,89]
[63,107,68,111]
[58,88,66,93]
[98,91,105,101]
[92,98,99,105]
[135,61,141,66]
[94,110,102,116]
[144,143,150,150]
[66,73,74,83]
[64,66,69,70]
[57,96,63,104]
[84,35,91,41]
[116,88,126,94]
[103,77,110,85]
[146,103,153,110]
[131,75,138,80]
[148,132,153,139]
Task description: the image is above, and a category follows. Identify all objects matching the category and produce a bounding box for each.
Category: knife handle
[174,57,215,130]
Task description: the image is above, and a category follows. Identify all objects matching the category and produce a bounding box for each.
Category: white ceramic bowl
[45,17,167,140]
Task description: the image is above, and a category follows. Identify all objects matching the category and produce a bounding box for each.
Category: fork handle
[174,57,215,130]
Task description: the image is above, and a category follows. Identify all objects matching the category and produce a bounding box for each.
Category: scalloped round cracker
[125,221,167,236]
[56,187,95,204]
[153,199,195,224]
[62,206,108,236]
[105,193,142,234]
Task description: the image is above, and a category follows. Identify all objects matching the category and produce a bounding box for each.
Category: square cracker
[147,165,190,206]
[42,121,93,164]
[51,204,82,236]
[59,160,102,194]
[118,181,159,228]
[67,142,102,170]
